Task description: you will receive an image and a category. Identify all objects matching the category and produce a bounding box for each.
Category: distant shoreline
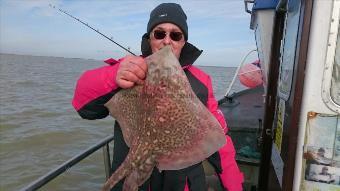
[0,52,234,68]
[0,52,98,61]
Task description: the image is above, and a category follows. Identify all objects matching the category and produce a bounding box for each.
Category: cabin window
[278,0,302,100]
[330,27,340,105]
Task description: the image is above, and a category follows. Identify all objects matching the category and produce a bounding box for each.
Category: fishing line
[49,4,136,56]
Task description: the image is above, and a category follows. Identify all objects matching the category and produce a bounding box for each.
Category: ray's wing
[105,86,143,147]
[155,95,226,171]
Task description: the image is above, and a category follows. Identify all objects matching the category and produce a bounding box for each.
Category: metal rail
[20,135,114,191]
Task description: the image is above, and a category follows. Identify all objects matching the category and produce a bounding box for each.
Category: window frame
[322,0,340,113]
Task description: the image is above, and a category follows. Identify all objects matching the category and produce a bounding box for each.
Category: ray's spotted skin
[102,46,226,191]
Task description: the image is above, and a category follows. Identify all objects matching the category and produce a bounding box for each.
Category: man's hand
[116,55,147,89]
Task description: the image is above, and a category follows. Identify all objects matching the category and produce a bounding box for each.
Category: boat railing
[20,135,114,191]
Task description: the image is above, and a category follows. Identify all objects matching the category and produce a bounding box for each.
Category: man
[72,3,243,191]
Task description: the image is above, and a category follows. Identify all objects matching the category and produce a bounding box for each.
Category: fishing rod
[49,4,136,56]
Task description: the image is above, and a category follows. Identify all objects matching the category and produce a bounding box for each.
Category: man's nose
[163,35,171,44]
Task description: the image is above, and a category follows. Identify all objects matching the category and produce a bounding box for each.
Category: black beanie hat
[147,3,188,40]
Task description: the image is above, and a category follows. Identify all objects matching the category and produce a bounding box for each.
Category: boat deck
[219,86,264,158]
[218,86,265,190]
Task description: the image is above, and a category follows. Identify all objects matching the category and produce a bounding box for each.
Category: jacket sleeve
[206,76,228,134]
[205,75,244,191]
[72,59,122,120]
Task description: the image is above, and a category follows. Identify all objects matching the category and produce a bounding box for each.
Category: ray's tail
[102,156,131,191]
[101,143,148,191]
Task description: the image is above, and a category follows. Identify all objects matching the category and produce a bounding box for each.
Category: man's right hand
[116,55,148,89]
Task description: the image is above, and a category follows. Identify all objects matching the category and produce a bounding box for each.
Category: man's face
[149,23,185,59]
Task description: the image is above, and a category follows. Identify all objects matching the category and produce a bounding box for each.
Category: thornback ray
[102,46,226,191]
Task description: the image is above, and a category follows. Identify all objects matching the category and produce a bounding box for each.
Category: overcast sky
[0,0,258,67]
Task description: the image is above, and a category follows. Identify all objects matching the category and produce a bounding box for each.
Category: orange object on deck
[238,60,263,88]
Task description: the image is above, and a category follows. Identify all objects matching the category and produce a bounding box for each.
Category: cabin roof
[253,0,280,11]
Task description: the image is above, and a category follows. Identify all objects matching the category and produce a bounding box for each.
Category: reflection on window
[331,27,340,105]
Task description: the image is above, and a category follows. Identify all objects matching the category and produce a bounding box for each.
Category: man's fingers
[128,61,147,80]
[134,57,148,74]
[117,70,145,88]
[127,62,146,80]
[122,70,141,83]
[117,80,135,89]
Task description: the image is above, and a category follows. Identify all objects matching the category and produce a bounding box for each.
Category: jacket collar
[141,33,203,67]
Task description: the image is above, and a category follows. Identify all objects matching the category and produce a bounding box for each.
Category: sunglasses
[152,30,183,41]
